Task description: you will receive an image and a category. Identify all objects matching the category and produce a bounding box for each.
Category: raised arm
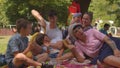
[31,9,46,28]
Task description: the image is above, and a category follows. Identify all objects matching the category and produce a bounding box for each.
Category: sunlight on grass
[0,36,11,54]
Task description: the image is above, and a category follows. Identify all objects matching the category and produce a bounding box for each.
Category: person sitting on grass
[70,12,82,24]
[32,32,84,63]
[67,23,120,67]
[34,33,63,61]
[82,12,93,31]
[31,9,64,58]
[99,23,112,36]
[5,18,41,68]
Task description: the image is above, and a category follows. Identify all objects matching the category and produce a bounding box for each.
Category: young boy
[5,18,41,68]
[31,9,63,48]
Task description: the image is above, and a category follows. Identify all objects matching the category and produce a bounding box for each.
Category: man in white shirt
[31,10,63,58]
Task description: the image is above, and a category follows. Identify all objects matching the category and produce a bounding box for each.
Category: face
[82,14,91,27]
[48,16,57,24]
[74,16,81,23]
[73,27,85,40]
[43,35,50,43]
[21,24,32,36]
[105,26,110,30]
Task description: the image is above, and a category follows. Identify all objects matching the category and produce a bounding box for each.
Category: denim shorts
[8,60,27,68]
[91,37,120,64]
[49,52,59,58]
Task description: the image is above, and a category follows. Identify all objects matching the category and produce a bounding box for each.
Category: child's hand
[31,44,42,56]
[65,39,72,44]
[28,42,34,50]
[28,42,37,50]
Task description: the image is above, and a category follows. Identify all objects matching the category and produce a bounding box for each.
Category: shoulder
[85,29,100,35]
[46,21,49,25]
[56,28,62,33]
[99,29,104,31]
[9,33,21,43]
[11,33,20,40]
[85,28,95,32]
[7,34,21,47]
[89,28,99,32]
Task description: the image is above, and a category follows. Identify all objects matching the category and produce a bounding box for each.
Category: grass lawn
[0,36,11,54]
[0,36,11,68]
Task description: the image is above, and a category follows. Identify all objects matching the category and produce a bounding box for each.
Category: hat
[68,23,82,41]
[73,13,82,18]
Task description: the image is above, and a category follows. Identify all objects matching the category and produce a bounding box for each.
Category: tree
[89,0,120,27]
[0,0,9,27]
[107,0,120,27]
[5,0,71,26]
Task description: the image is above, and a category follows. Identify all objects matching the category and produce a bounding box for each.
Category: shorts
[49,52,59,58]
[8,60,27,68]
[91,37,120,64]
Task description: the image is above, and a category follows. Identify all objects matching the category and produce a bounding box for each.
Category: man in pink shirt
[68,23,120,67]
[75,28,105,58]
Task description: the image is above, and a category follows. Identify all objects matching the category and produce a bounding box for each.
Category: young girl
[34,32,84,62]
[34,33,63,62]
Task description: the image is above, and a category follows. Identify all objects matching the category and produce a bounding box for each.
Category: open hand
[28,42,37,50]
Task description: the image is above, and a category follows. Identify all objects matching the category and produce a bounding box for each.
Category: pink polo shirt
[75,29,106,58]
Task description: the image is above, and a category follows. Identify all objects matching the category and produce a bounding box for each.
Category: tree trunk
[78,0,91,14]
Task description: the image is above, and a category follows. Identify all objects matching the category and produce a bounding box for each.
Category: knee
[15,53,25,59]
[13,53,26,62]
[43,53,49,58]
[103,56,120,67]
[13,53,26,66]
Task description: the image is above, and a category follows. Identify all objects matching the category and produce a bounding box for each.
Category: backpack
[0,54,6,66]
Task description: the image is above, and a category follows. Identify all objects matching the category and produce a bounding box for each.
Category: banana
[26,32,39,58]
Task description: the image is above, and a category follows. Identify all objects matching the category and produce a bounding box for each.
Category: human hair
[84,12,93,22]
[16,18,32,33]
[73,24,82,31]
[104,23,110,28]
[48,10,57,17]
[34,24,41,33]
[35,33,47,46]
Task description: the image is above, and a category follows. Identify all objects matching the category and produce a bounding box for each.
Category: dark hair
[73,24,82,30]
[84,12,93,22]
[16,18,32,33]
[104,23,110,28]
[34,24,41,33]
[35,33,47,46]
[48,10,57,17]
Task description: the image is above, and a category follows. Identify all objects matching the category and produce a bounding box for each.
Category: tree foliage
[89,0,120,27]
[5,0,71,26]
[0,0,9,26]
[0,0,120,27]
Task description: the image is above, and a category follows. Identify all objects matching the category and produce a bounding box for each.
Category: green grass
[0,36,11,68]
[0,36,11,54]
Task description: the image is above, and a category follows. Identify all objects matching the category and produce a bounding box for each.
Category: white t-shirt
[38,21,63,54]
[45,21,63,53]
[46,21,62,43]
